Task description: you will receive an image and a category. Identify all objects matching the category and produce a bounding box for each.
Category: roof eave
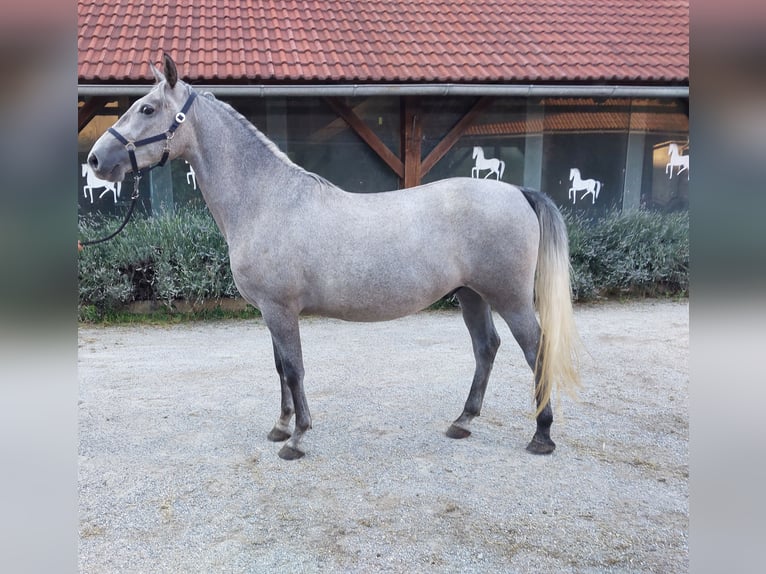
[78,82,689,99]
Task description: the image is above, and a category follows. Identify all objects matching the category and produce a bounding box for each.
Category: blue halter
[107,90,197,197]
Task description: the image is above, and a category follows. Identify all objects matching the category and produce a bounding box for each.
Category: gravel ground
[78,299,688,573]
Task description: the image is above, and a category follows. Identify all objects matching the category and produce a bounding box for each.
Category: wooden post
[401,97,422,188]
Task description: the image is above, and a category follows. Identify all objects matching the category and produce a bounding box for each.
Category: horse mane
[197,88,335,191]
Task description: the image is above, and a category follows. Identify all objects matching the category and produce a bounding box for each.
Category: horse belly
[303,251,462,322]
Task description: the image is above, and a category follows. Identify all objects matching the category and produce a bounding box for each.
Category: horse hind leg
[447,288,501,439]
[497,304,556,454]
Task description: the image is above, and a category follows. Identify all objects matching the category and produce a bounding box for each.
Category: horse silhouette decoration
[665,143,689,180]
[87,55,581,460]
[185,161,197,189]
[471,146,505,180]
[568,168,602,205]
[81,163,122,204]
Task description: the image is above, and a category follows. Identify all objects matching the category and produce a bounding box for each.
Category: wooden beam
[324,97,404,178]
[310,100,374,144]
[78,97,111,132]
[420,96,493,177]
[402,97,422,188]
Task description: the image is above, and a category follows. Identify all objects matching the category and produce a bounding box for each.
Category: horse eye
[139,104,155,115]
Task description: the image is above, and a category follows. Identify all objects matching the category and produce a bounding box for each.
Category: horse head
[82,163,89,177]
[87,54,195,183]
[472,147,480,159]
[569,168,577,180]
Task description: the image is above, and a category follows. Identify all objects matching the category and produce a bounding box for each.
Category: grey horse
[87,55,581,460]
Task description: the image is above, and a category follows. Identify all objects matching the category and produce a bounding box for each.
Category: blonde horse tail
[520,188,582,416]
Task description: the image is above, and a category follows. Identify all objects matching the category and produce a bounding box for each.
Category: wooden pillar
[401,97,422,188]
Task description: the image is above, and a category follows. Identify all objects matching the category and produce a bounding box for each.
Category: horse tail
[520,188,582,416]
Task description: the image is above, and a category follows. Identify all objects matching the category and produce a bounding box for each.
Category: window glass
[77,95,688,217]
[541,98,630,215]
[423,98,527,185]
[284,97,400,193]
[635,99,689,211]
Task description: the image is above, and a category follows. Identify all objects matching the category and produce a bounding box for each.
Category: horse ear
[149,61,165,84]
[163,53,178,89]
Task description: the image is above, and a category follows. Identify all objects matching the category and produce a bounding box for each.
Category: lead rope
[78,177,142,248]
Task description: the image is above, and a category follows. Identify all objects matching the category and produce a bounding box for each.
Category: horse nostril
[88,153,99,170]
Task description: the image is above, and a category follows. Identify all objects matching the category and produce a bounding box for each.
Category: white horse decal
[81,163,121,204]
[186,160,197,189]
[665,143,689,180]
[471,147,505,180]
[568,168,602,205]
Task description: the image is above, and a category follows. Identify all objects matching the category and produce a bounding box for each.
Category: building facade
[78,0,689,217]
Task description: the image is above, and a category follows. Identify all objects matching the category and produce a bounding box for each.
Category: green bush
[78,206,688,319]
[564,209,689,301]
[78,207,237,318]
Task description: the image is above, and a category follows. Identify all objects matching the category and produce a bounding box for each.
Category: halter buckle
[175,112,186,123]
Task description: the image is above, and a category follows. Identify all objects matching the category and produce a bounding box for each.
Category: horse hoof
[446,424,472,439]
[267,427,291,442]
[278,444,305,460]
[526,436,556,455]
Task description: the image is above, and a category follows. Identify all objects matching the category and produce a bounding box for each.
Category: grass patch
[80,304,262,325]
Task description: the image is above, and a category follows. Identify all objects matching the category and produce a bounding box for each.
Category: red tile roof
[78,0,688,85]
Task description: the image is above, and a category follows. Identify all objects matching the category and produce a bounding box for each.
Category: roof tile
[78,0,688,84]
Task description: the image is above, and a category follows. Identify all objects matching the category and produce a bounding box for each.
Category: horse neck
[181,94,316,238]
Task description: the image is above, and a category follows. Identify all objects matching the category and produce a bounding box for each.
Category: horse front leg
[261,305,312,460]
[266,339,294,443]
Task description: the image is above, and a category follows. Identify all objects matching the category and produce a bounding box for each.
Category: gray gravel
[78,299,688,573]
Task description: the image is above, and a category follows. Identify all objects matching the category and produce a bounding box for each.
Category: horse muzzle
[87,138,128,183]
